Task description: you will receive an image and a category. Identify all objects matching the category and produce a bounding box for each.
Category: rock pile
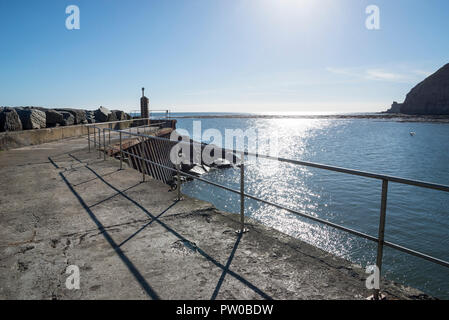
[0,106,131,132]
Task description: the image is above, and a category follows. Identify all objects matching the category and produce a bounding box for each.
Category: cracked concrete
[0,135,429,300]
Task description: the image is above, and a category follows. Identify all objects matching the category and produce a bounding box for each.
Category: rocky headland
[386,63,449,115]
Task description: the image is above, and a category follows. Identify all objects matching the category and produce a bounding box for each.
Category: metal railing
[86,118,171,157]
[88,125,449,300]
[129,109,171,119]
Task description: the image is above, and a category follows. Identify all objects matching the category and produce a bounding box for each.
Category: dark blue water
[172,114,449,298]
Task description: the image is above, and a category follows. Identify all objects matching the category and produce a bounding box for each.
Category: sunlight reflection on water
[178,117,449,298]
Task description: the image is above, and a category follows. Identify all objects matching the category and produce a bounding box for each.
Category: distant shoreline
[171,113,449,123]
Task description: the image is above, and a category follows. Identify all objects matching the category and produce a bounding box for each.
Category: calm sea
[169,113,449,299]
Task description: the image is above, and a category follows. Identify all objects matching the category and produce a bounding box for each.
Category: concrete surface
[0,136,428,300]
[0,124,89,151]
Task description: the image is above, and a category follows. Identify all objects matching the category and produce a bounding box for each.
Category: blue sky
[1,0,448,113]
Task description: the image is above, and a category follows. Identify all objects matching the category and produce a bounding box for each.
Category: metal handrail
[93,126,449,299]
[86,120,168,157]
[85,117,153,127]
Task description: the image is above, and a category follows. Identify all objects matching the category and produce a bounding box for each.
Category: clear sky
[1,0,448,113]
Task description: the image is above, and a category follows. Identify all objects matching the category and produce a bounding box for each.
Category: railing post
[374,179,389,300]
[93,127,96,153]
[98,128,101,158]
[87,126,91,152]
[236,152,248,234]
[103,128,106,161]
[137,141,146,182]
[240,154,245,232]
[119,131,123,170]
[177,163,182,201]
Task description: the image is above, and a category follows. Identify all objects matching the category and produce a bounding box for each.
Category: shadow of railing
[84,165,273,300]
[59,171,161,300]
[211,232,243,300]
[49,149,272,300]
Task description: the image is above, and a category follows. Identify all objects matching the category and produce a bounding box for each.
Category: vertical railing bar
[103,128,106,161]
[177,163,182,200]
[93,127,96,153]
[240,152,245,232]
[98,128,101,158]
[374,179,388,300]
[137,139,146,182]
[88,126,91,152]
[120,131,123,170]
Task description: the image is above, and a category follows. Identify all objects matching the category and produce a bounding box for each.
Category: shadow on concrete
[118,200,179,248]
[84,165,273,300]
[59,171,161,300]
[50,149,272,300]
[211,232,243,300]
[88,181,142,209]
[72,170,120,187]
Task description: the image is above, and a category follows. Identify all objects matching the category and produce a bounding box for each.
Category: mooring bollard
[374,179,388,300]
[119,131,123,170]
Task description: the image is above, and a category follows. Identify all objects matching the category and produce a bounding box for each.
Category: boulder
[60,111,75,126]
[107,111,118,122]
[85,110,96,124]
[16,108,46,130]
[94,106,111,123]
[112,110,127,121]
[0,108,23,132]
[45,109,64,127]
[55,108,87,124]
[212,158,232,168]
[391,63,449,115]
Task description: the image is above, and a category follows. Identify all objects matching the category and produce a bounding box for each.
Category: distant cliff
[386,63,449,115]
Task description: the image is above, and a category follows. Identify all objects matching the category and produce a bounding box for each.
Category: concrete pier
[0,136,427,299]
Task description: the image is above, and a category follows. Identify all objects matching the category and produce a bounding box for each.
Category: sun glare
[255,0,317,27]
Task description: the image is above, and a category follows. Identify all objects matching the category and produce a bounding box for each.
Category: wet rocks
[212,158,232,168]
[188,164,208,177]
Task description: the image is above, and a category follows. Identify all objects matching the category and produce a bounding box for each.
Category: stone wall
[0,119,177,151]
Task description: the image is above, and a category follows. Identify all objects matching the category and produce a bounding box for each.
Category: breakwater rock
[0,106,131,132]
